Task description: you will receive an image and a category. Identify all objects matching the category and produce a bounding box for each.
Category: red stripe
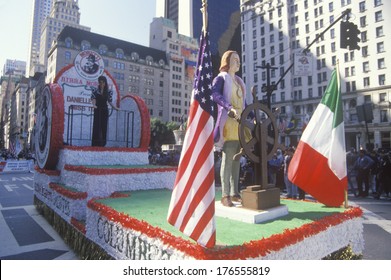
[179,164,214,232]
[171,102,207,187]
[288,141,346,207]
[167,106,212,225]
[204,230,216,248]
[189,198,216,247]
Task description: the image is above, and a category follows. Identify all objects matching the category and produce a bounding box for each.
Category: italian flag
[288,69,347,207]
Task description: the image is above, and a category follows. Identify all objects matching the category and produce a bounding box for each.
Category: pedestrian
[283,147,297,199]
[354,149,375,197]
[212,50,247,207]
[346,147,358,193]
[268,153,282,185]
[275,149,285,191]
[374,154,391,199]
[91,75,119,146]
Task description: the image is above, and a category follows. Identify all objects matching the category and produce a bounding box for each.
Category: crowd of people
[1,148,35,162]
[148,147,180,166]
[213,146,307,200]
[347,148,391,199]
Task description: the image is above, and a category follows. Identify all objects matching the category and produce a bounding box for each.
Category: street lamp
[254,62,277,110]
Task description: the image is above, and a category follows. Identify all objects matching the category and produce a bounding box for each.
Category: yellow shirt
[223,81,243,141]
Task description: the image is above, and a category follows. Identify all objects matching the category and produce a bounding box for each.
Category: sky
[0,0,157,74]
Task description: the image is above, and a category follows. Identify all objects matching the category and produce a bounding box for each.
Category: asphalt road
[0,172,390,260]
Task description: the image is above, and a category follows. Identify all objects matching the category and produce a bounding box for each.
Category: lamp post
[254,63,277,110]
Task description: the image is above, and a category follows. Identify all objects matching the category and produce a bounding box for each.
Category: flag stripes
[167,31,216,247]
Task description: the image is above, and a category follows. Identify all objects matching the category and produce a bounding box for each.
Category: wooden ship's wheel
[237,96,284,210]
[238,102,279,164]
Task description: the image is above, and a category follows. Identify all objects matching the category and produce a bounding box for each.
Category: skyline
[0,0,156,74]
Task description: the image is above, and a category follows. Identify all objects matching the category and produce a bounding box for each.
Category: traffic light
[340,21,361,50]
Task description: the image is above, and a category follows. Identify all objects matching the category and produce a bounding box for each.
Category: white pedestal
[215,202,289,224]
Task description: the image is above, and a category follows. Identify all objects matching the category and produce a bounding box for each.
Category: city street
[0,171,390,260]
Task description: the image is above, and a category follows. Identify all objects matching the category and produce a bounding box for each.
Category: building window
[376,26,384,37]
[65,37,73,48]
[360,16,366,27]
[363,62,369,73]
[116,49,124,59]
[308,88,313,98]
[99,44,108,55]
[377,42,384,53]
[375,11,383,22]
[361,31,367,42]
[65,51,71,62]
[81,40,91,50]
[379,74,385,85]
[131,52,139,61]
[346,82,351,92]
[330,28,335,39]
[378,58,385,69]
[374,0,382,7]
[363,77,370,87]
[362,46,369,57]
[329,2,333,11]
[380,110,388,122]
[359,1,366,12]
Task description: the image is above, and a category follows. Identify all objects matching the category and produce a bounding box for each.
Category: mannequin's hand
[228,108,240,121]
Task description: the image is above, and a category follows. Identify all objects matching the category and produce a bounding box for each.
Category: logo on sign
[74,50,104,80]
[34,86,52,168]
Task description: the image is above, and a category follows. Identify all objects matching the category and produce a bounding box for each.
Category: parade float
[33,50,364,260]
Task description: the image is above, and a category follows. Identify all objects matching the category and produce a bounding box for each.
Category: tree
[149,118,179,149]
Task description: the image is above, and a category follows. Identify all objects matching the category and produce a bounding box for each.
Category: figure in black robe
[91,76,119,146]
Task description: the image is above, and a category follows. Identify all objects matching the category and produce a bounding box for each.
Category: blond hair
[219,50,237,72]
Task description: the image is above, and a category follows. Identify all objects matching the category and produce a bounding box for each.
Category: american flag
[167,31,216,248]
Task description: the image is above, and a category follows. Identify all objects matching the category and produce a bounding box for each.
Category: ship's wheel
[238,102,279,163]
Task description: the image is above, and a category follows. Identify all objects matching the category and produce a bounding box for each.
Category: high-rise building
[2,59,26,76]
[39,0,90,77]
[150,17,199,123]
[156,0,241,75]
[27,0,53,76]
[240,0,391,150]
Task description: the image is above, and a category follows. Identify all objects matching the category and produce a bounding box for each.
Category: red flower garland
[49,183,87,200]
[87,199,363,260]
[35,167,61,177]
[71,217,86,234]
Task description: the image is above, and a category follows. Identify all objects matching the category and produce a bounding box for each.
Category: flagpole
[201,0,208,36]
[336,60,349,209]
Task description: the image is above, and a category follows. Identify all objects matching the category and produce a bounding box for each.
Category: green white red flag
[288,69,347,207]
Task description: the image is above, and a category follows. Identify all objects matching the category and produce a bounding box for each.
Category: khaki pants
[220,141,241,197]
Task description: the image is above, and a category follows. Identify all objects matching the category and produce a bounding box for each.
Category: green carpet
[96,189,344,246]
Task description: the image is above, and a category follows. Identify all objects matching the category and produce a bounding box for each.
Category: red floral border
[35,167,61,177]
[49,183,87,200]
[87,199,363,260]
[121,95,151,149]
[71,217,86,234]
[64,164,177,175]
[44,83,64,170]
